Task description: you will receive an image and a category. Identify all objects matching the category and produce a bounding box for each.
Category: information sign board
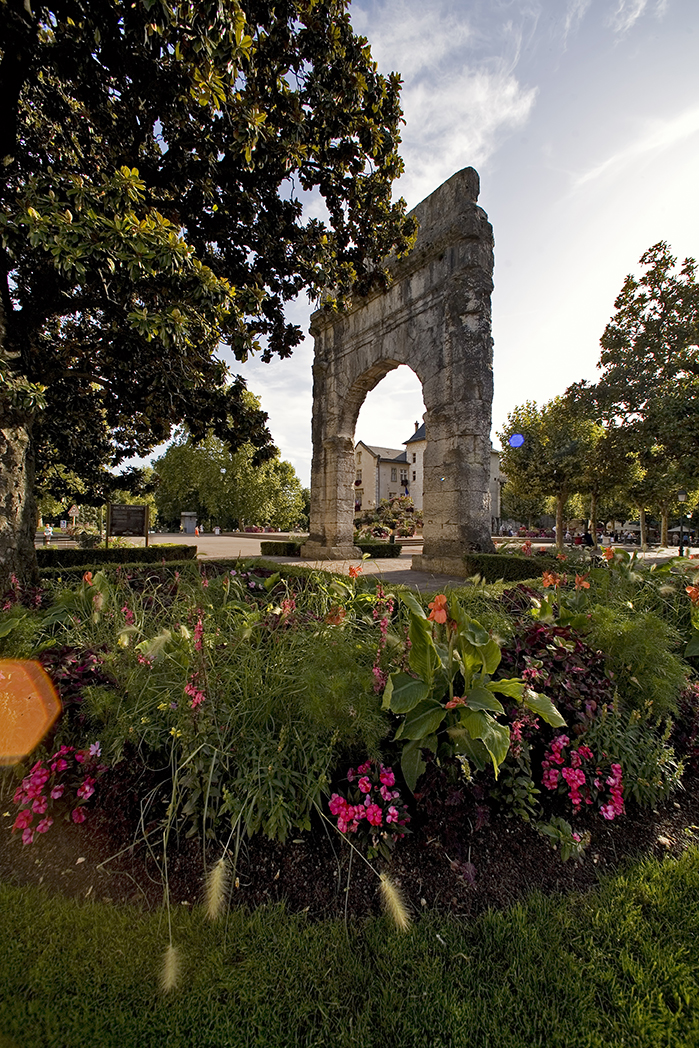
[107,504,149,545]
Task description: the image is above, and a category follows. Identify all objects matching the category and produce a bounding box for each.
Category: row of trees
[499,243,699,548]
[0,0,415,588]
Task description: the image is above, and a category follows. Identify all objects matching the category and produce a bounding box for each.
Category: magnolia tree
[0,0,415,587]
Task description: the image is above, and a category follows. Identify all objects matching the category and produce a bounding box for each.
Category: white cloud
[353,0,538,206]
[571,104,699,188]
[606,0,667,35]
[562,0,593,45]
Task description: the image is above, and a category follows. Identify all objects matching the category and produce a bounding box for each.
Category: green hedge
[356,541,401,558]
[37,544,197,570]
[463,552,559,582]
[259,541,304,557]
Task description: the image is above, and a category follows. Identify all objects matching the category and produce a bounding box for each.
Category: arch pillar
[301,167,495,571]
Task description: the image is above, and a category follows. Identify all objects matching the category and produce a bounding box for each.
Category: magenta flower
[379,767,395,787]
[22,828,34,845]
[50,784,65,800]
[358,776,372,794]
[365,804,383,826]
[13,809,33,831]
[71,808,87,824]
[77,778,96,800]
[36,817,53,834]
[32,796,48,814]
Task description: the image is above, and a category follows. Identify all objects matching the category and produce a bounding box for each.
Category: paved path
[39,531,695,593]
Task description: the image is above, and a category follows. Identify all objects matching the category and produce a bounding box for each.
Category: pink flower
[89,742,101,758]
[357,761,371,775]
[71,807,87,824]
[386,806,399,824]
[600,803,616,821]
[379,767,395,787]
[51,758,69,773]
[13,809,33,831]
[365,804,383,826]
[32,796,48,814]
[358,776,372,794]
[578,744,594,761]
[50,784,65,800]
[22,828,34,845]
[36,817,53,834]
[77,778,96,800]
[121,605,135,624]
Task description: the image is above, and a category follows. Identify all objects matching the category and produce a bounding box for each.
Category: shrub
[356,541,401,558]
[259,541,303,556]
[586,605,688,716]
[37,544,196,569]
[463,553,559,583]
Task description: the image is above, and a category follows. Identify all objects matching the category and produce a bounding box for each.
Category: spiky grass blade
[379,873,411,932]
[160,943,180,993]
[205,857,229,921]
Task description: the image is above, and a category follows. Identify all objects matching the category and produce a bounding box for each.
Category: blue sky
[230,0,699,484]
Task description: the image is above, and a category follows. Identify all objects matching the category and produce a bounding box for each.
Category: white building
[354,422,504,530]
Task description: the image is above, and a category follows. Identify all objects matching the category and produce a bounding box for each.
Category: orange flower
[348,565,363,579]
[325,606,346,625]
[557,554,567,562]
[686,586,699,606]
[83,572,93,586]
[445,695,466,709]
[427,594,449,624]
[601,546,614,562]
[575,573,590,591]
[542,571,561,589]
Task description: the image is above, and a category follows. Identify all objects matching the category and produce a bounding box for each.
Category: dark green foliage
[356,541,402,558]
[463,552,558,582]
[37,544,197,569]
[259,540,303,556]
[586,605,688,715]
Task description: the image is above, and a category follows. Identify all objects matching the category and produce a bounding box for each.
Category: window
[356,470,362,482]
[400,469,408,484]
[412,453,416,463]
[357,451,362,461]
[412,471,416,481]
[390,468,397,482]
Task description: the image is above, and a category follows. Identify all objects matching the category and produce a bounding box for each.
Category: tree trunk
[638,505,647,551]
[0,413,39,590]
[590,492,599,550]
[660,508,669,547]
[556,492,565,550]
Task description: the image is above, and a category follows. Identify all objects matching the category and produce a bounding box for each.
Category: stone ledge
[300,543,362,560]
[411,554,469,577]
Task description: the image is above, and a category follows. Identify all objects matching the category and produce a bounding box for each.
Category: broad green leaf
[464,686,505,715]
[522,690,566,727]
[446,727,489,771]
[0,613,24,638]
[685,631,699,658]
[462,620,490,648]
[487,678,525,700]
[400,739,428,793]
[480,637,502,675]
[382,672,430,714]
[408,613,439,686]
[396,698,445,741]
[400,590,427,619]
[460,710,510,777]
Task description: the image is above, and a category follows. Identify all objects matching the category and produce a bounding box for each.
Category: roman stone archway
[301,166,495,575]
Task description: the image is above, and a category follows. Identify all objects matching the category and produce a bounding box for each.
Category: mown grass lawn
[2,848,699,1048]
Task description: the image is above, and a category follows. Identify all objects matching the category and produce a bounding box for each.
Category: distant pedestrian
[43,524,53,546]
[195,526,199,536]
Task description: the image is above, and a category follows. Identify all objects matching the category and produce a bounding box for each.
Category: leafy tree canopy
[0,0,415,582]
[0,0,414,479]
[153,426,305,530]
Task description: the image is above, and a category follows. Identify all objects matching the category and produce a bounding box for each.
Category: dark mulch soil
[3,764,699,921]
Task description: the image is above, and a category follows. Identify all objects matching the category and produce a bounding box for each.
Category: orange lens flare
[0,660,61,766]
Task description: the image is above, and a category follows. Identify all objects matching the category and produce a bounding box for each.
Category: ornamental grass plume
[160,943,180,993]
[204,856,230,920]
[378,873,411,932]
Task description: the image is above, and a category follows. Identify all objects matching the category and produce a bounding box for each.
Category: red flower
[686,586,699,606]
[542,571,561,589]
[575,573,590,591]
[428,594,449,624]
[348,565,362,579]
[83,572,93,586]
[325,606,346,625]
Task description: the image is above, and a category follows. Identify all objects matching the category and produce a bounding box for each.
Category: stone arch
[301,167,495,574]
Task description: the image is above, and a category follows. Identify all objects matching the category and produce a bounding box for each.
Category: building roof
[404,422,426,445]
[361,444,407,462]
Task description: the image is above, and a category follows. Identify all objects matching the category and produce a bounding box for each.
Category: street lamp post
[678,490,688,557]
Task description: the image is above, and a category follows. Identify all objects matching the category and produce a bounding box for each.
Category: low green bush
[356,541,401,558]
[463,552,558,582]
[259,540,303,556]
[37,544,196,569]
